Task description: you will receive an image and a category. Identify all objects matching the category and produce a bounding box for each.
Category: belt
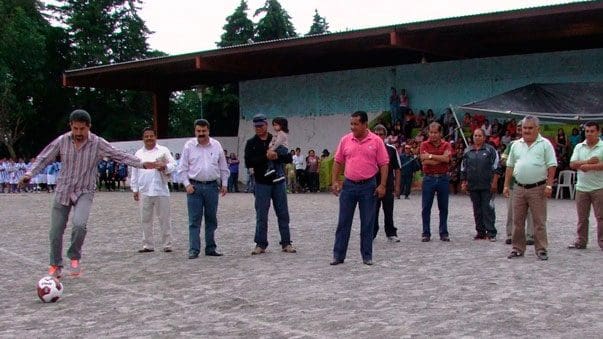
[515,180,546,189]
[425,173,447,177]
[190,179,217,185]
[346,177,374,185]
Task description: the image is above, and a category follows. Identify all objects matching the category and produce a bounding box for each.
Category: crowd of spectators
[0,157,60,193]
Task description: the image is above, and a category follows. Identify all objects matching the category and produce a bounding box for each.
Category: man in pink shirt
[330,111,389,266]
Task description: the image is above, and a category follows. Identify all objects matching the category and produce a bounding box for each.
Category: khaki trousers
[140,195,173,250]
[512,185,548,254]
[506,189,534,239]
[575,189,603,249]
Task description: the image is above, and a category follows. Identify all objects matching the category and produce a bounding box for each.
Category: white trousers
[140,195,173,250]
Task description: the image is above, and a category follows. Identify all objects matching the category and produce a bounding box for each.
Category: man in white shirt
[292,147,306,192]
[130,127,177,253]
[177,119,229,259]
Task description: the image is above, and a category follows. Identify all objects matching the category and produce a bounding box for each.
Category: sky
[138,0,583,55]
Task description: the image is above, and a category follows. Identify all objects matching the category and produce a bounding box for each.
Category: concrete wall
[240,48,603,120]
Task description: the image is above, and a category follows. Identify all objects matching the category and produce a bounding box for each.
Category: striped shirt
[27,131,144,206]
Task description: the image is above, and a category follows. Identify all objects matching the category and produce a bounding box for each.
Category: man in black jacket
[244,114,296,255]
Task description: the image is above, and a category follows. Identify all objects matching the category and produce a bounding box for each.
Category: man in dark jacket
[244,114,296,255]
[461,128,502,241]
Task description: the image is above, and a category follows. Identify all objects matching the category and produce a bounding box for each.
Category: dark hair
[142,127,155,135]
[351,111,368,123]
[272,117,289,133]
[69,109,91,125]
[194,118,210,128]
[584,121,600,131]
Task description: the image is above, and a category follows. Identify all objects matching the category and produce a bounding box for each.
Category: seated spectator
[491,118,502,136]
[501,130,513,146]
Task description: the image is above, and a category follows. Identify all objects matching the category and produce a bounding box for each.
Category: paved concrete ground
[0,191,601,338]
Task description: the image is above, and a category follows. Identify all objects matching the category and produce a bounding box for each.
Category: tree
[47,0,154,141]
[218,0,254,47]
[254,0,297,42]
[306,9,330,36]
[0,0,49,158]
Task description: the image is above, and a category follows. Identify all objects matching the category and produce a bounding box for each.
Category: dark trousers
[373,190,397,238]
[469,189,497,236]
[401,175,413,197]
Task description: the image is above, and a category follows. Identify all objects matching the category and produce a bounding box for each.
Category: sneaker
[69,259,81,277]
[282,244,297,253]
[421,236,430,242]
[48,265,63,279]
[273,176,286,183]
[264,169,275,177]
[505,238,512,245]
[488,236,497,242]
[387,236,401,243]
[474,234,487,240]
[251,246,266,255]
[568,243,586,249]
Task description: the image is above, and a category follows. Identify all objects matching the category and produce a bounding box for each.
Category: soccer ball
[36,276,63,303]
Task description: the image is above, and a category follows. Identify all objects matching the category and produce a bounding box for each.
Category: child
[265,117,289,182]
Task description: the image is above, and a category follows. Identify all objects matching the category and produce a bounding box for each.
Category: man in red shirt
[330,111,389,266]
[419,122,453,242]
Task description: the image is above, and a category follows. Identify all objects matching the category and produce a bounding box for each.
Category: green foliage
[218,0,254,47]
[254,0,297,41]
[45,0,153,141]
[168,90,202,137]
[306,9,330,36]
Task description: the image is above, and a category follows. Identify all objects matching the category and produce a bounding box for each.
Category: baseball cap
[252,114,267,127]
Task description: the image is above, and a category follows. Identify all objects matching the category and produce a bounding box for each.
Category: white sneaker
[387,236,401,243]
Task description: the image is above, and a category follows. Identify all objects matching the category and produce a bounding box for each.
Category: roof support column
[152,90,170,138]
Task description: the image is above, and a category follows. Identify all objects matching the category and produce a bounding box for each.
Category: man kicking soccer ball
[19,109,161,279]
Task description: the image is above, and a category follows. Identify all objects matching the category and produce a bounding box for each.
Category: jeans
[228,172,239,192]
[254,181,292,249]
[49,193,94,266]
[421,174,450,237]
[469,189,497,236]
[187,181,219,255]
[333,178,376,262]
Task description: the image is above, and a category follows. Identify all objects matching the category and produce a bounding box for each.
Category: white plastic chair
[555,170,576,199]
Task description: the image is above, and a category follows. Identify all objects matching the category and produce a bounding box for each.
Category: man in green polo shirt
[501,123,534,245]
[567,121,603,250]
[503,115,557,260]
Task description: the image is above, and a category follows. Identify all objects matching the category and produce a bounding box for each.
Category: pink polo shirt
[334,131,390,181]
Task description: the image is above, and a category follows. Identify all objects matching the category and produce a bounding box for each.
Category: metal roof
[63,1,603,92]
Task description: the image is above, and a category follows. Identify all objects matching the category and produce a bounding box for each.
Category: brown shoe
[282,244,297,253]
[251,246,266,255]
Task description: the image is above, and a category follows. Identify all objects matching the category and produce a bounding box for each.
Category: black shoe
[536,251,548,261]
[505,238,512,245]
[138,248,154,253]
[188,253,199,259]
[473,234,486,240]
[363,260,374,266]
[440,236,450,242]
[421,236,431,242]
[205,251,223,257]
[526,239,535,245]
[330,259,344,265]
[163,248,173,253]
